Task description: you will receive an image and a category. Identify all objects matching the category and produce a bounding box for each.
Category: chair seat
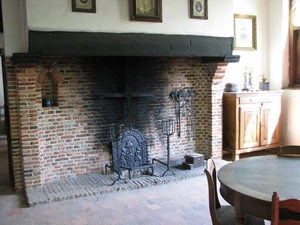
[217,205,265,225]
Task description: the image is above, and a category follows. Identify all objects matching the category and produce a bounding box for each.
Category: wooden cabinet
[223,91,282,160]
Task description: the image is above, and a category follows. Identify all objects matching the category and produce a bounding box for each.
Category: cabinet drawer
[239,96,277,104]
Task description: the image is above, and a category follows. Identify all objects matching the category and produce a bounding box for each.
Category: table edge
[218,155,276,202]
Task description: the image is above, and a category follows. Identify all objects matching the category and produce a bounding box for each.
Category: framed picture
[129,0,162,22]
[190,0,208,20]
[72,0,96,13]
[234,14,257,50]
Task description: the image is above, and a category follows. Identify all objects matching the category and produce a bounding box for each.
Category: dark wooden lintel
[11,52,42,65]
[202,55,240,63]
[29,31,239,62]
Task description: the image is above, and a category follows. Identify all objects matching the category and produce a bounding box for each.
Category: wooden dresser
[223,91,282,160]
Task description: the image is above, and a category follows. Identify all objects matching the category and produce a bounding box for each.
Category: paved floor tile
[0,156,272,225]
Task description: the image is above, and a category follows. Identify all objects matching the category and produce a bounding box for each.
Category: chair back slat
[271,191,300,225]
[277,146,300,157]
[206,158,221,209]
[204,168,221,225]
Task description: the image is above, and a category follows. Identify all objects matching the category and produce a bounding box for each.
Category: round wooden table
[218,155,300,225]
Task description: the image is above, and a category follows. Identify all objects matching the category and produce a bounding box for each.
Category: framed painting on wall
[234,14,257,51]
[72,0,96,13]
[190,0,208,20]
[129,0,162,22]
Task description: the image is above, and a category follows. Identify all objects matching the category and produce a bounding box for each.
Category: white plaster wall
[223,0,269,91]
[224,0,289,93]
[281,91,300,144]
[268,0,289,91]
[2,0,27,56]
[25,0,233,37]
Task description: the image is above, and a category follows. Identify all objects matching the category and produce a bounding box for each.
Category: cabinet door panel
[261,101,281,145]
[239,104,260,149]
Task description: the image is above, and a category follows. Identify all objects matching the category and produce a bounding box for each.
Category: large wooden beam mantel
[29,31,239,62]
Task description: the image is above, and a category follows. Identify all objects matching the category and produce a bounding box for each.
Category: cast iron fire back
[106,126,153,185]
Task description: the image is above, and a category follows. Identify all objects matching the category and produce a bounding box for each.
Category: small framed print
[129,0,162,23]
[234,14,257,51]
[72,0,96,13]
[190,0,208,20]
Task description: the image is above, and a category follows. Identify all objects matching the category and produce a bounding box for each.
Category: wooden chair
[277,146,300,157]
[271,191,300,225]
[205,158,265,225]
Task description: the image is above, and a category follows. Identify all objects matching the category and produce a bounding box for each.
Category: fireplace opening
[8,53,230,191]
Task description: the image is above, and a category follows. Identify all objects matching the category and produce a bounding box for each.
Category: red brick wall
[5,56,227,191]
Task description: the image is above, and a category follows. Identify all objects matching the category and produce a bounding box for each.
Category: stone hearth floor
[26,159,229,207]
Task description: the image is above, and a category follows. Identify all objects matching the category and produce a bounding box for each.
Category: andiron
[105,123,127,185]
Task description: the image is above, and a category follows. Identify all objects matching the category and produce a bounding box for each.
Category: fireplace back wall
[6,56,227,190]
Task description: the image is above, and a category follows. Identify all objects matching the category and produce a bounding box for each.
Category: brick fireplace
[4,32,237,191]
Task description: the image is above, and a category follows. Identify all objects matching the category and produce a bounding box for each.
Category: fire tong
[170,88,195,139]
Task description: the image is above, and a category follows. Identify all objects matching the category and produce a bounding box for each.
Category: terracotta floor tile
[0,142,275,224]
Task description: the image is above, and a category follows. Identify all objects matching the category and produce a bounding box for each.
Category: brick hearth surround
[5,56,228,191]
